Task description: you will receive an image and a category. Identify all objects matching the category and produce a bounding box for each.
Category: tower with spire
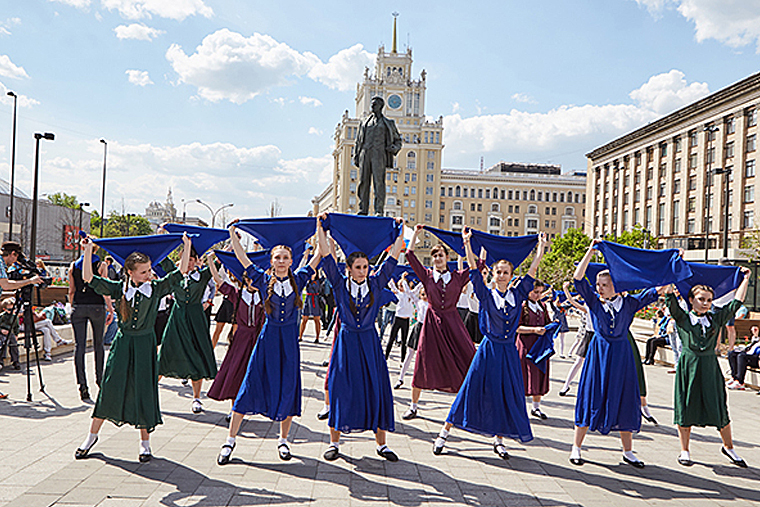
[314,14,444,262]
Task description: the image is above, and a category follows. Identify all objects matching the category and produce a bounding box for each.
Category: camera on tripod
[8,252,52,292]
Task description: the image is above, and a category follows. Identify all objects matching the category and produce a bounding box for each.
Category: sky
[1,0,760,222]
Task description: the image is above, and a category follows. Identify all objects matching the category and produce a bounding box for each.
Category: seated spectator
[644,309,670,365]
[727,325,760,390]
[19,309,72,362]
[0,297,21,370]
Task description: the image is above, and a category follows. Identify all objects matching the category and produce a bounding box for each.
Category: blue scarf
[322,213,402,259]
[596,241,692,292]
[527,321,561,373]
[214,249,273,283]
[92,234,184,269]
[675,261,743,305]
[423,226,537,266]
[233,217,316,251]
[163,223,229,256]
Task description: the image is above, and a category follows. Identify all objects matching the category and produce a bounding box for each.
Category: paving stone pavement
[2,322,760,507]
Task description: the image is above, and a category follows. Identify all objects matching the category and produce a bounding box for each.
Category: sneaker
[192,399,203,414]
[56,339,73,346]
[401,407,417,420]
[728,382,746,391]
[43,354,52,362]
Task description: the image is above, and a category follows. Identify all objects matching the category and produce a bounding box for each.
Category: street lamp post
[77,202,90,257]
[195,199,213,226]
[99,139,107,237]
[196,199,234,228]
[703,125,719,262]
[30,132,55,260]
[6,91,17,242]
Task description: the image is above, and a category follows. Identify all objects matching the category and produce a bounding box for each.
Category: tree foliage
[47,192,79,209]
[740,229,760,261]
[90,210,153,238]
[605,224,654,249]
[538,228,591,288]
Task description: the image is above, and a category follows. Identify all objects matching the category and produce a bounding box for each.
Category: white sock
[641,405,653,418]
[410,402,418,411]
[494,436,504,446]
[623,450,639,462]
[377,444,388,452]
[80,433,98,450]
[532,401,540,410]
[724,447,741,461]
[220,436,236,457]
[329,441,339,449]
[278,437,288,446]
[570,445,581,460]
[679,450,691,461]
[140,440,151,455]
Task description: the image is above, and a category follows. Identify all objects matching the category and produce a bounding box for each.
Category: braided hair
[119,251,151,321]
[346,251,374,313]
[263,245,302,314]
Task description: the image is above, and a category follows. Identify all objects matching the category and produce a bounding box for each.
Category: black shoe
[74,436,98,459]
[225,412,232,424]
[559,387,570,397]
[642,414,658,425]
[139,452,152,463]
[79,387,91,402]
[316,406,330,420]
[569,457,584,466]
[722,447,748,468]
[493,443,509,460]
[623,455,645,468]
[530,408,547,420]
[217,443,235,465]
[394,380,403,390]
[401,408,417,420]
[324,446,339,461]
[12,362,21,370]
[432,436,447,456]
[377,446,398,462]
[677,456,694,466]
[181,379,189,387]
[322,360,329,367]
[278,443,292,461]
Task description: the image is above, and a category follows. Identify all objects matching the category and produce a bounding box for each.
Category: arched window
[568,191,573,202]
[493,187,499,199]
[528,204,538,214]
[530,189,535,201]
[455,186,461,197]
[491,203,500,212]
[453,201,462,211]
[565,206,575,216]
[406,151,416,169]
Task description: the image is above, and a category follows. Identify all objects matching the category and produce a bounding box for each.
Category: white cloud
[0,55,29,79]
[307,43,374,92]
[0,81,38,107]
[166,29,320,103]
[48,0,91,7]
[166,30,375,103]
[114,23,165,41]
[299,96,322,107]
[0,18,21,37]
[443,70,708,164]
[511,92,536,104]
[101,0,213,21]
[126,69,153,86]
[636,0,760,52]
[308,127,323,135]
[628,69,709,114]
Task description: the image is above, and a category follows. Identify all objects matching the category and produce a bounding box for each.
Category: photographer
[0,242,41,373]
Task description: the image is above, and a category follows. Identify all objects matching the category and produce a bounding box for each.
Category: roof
[0,178,30,199]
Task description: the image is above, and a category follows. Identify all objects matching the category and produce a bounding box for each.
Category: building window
[349,182,356,193]
[674,179,681,194]
[470,203,475,211]
[427,187,434,195]
[707,146,715,165]
[674,158,681,173]
[551,207,556,215]
[658,203,665,235]
[552,192,558,202]
[490,217,500,227]
[477,203,482,212]
[565,206,574,216]
[672,200,680,234]
[427,162,435,170]
[689,153,697,170]
[491,203,500,212]
[426,174,434,182]
[747,108,757,128]
[442,188,447,197]
[425,213,432,222]
[485,189,491,199]
[659,183,666,197]
[745,185,754,203]
[404,199,409,207]
[452,216,463,225]
[349,196,356,206]
[478,188,483,199]
[744,210,754,229]
[726,116,736,134]
[746,160,756,178]
[455,186,461,197]
[507,218,512,226]
[544,206,550,215]
[439,215,444,224]
[426,200,433,209]
[527,219,537,229]
[688,197,696,212]
[748,134,757,153]
[674,136,682,152]
[529,189,535,201]
[350,169,357,180]
[689,175,697,191]
[647,186,653,200]
[528,204,537,214]
[545,220,550,228]
[688,218,695,233]
[428,150,435,158]
[646,205,652,230]
[515,205,520,213]
[500,189,505,199]
[410,199,416,208]
[407,151,416,169]
[508,190,513,200]
[387,197,395,206]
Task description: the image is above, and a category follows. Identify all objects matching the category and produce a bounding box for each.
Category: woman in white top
[385,273,415,361]
[395,284,427,390]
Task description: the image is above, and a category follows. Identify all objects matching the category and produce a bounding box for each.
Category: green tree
[740,229,760,261]
[47,192,79,209]
[538,228,591,287]
[100,212,153,237]
[605,224,654,249]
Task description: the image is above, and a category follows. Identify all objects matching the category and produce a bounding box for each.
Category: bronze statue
[354,96,402,216]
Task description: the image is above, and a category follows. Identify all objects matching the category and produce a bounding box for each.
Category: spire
[391,12,398,53]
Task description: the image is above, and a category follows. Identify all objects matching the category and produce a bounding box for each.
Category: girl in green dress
[663,266,750,467]
[157,244,218,414]
[74,234,191,462]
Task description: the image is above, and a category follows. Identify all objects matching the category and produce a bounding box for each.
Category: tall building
[313,19,587,265]
[586,71,760,262]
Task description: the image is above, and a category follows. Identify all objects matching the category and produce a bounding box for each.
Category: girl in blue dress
[217,223,323,464]
[571,239,665,468]
[433,229,546,459]
[316,216,405,462]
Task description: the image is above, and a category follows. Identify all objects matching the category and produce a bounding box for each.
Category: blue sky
[1,0,760,220]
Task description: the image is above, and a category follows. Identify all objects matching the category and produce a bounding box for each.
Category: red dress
[516,301,550,396]
[407,251,476,393]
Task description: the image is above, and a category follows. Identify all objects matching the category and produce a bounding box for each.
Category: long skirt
[447,336,533,441]
[158,302,217,381]
[93,328,162,432]
[208,319,263,401]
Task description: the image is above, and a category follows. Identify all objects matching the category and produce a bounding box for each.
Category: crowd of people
[0,214,754,472]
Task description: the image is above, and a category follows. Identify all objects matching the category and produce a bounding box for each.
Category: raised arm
[228,224,252,269]
[527,232,547,279]
[574,239,599,281]
[316,215,333,261]
[207,252,223,286]
[389,218,405,260]
[82,237,96,283]
[562,281,586,313]
[408,224,423,252]
[179,233,191,275]
[462,227,477,270]
[735,267,752,303]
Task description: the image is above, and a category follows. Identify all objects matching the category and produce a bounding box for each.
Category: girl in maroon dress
[206,254,265,419]
[516,280,551,419]
[402,225,476,420]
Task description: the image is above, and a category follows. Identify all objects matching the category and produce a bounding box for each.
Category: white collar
[602,295,623,314]
[348,278,370,300]
[527,300,543,313]
[187,270,201,282]
[432,270,451,285]
[491,287,515,310]
[273,278,293,298]
[241,289,261,307]
[689,311,711,330]
[125,281,152,302]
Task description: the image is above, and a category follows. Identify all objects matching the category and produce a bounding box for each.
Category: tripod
[12,285,45,401]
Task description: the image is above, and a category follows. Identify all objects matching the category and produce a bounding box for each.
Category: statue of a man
[354,96,403,216]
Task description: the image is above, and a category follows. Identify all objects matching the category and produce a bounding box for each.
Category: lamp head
[6,91,15,97]
[100,139,106,144]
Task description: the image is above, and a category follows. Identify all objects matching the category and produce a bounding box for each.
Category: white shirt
[390,279,415,319]
[347,278,369,301]
[274,278,294,298]
[125,282,152,302]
